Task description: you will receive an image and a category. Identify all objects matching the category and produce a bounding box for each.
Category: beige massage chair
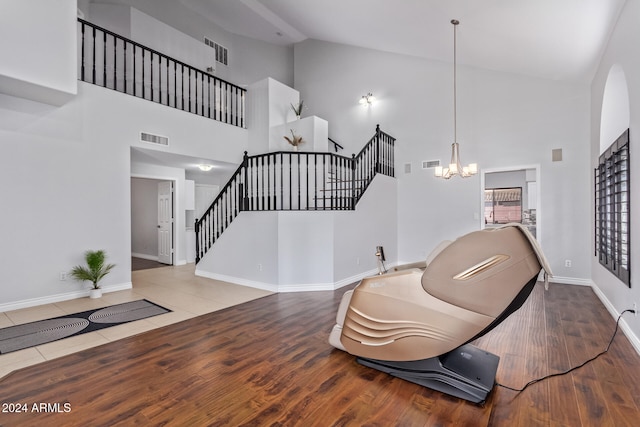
[329,225,552,403]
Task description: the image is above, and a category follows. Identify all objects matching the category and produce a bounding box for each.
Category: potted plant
[70,250,116,299]
[284,129,304,151]
[290,100,305,120]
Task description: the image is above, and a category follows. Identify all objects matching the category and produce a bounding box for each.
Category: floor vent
[204,37,228,66]
[422,160,440,169]
[140,132,169,146]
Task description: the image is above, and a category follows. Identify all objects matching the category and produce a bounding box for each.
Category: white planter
[89,288,102,299]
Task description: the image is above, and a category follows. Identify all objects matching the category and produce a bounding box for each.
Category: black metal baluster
[81,22,86,81]
[313,154,318,210]
[92,26,96,84]
[151,52,155,101]
[225,82,229,124]
[133,45,137,96]
[123,42,127,94]
[280,152,284,210]
[322,155,326,210]
[201,72,205,117]
[188,67,192,112]
[181,64,185,110]
[207,76,211,118]
[260,156,267,211]
[267,155,271,210]
[142,49,146,98]
[165,56,169,105]
[112,36,117,90]
[102,31,107,87]
[272,154,277,209]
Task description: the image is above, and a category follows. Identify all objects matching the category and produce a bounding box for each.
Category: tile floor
[0,264,272,379]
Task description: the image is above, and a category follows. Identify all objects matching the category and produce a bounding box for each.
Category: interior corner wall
[0,0,77,105]
[589,0,640,345]
[293,38,591,280]
[334,174,398,283]
[195,211,280,291]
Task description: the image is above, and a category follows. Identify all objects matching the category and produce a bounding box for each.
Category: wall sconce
[198,164,214,171]
[359,92,376,107]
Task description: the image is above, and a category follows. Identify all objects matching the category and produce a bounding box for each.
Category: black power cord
[496,308,636,394]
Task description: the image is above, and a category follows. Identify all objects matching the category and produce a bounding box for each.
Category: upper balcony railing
[77,19,246,128]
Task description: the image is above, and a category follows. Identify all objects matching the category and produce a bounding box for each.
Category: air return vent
[422,160,440,169]
[140,132,169,146]
[204,37,228,66]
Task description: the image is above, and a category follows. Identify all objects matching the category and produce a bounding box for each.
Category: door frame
[131,174,177,266]
[480,164,541,246]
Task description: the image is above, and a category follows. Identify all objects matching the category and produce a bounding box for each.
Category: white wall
[0,0,77,105]
[590,0,640,349]
[0,88,132,309]
[196,174,397,291]
[294,39,591,280]
[0,78,249,310]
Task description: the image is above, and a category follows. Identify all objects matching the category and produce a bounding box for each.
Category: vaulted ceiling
[170,0,626,83]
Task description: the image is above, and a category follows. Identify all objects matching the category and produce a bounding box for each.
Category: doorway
[131,177,175,268]
[480,165,540,244]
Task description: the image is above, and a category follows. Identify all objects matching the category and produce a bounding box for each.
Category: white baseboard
[549,276,592,286]
[131,252,158,261]
[333,267,382,290]
[590,282,640,357]
[195,270,279,293]
[0,282,133,313]
[195,266,390,293]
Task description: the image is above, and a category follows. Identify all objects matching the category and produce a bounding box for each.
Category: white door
[158,181,173,265]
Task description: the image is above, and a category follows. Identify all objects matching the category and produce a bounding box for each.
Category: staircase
[195,125,395,263]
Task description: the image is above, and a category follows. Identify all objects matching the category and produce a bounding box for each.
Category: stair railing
[195,125,395,263]
[77,19,245,127]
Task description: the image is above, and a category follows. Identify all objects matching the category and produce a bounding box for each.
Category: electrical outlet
[634,302,638,316]
[356,257,360,265]
[59,272,68,281]
[257,264,262,271]
[565,260,572,268]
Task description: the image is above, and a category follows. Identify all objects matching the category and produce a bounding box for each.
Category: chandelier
[435,19,477,179]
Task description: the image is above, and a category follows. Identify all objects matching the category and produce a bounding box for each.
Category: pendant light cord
[452,19,458,144]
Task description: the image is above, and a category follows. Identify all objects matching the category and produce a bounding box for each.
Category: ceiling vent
[422,160,441,169]
[140,132,169,146]
[204,37,228,66]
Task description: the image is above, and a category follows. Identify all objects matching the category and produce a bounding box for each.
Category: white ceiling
[119,0,625,173]
[174,0,626,82]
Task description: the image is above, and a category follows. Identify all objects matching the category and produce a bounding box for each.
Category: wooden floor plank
[0,282,639,426]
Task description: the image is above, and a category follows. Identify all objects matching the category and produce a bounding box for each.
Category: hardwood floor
[0,282,638,426]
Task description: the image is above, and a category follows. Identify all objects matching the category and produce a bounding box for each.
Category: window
[484,188,522,224]
[595,129,630,287]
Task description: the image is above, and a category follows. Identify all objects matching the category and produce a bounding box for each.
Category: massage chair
[328,224,552,403]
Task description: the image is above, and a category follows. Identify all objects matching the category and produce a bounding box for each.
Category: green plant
[284,129,304,147]
[70,250,116,289]
[290,100,305,117]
